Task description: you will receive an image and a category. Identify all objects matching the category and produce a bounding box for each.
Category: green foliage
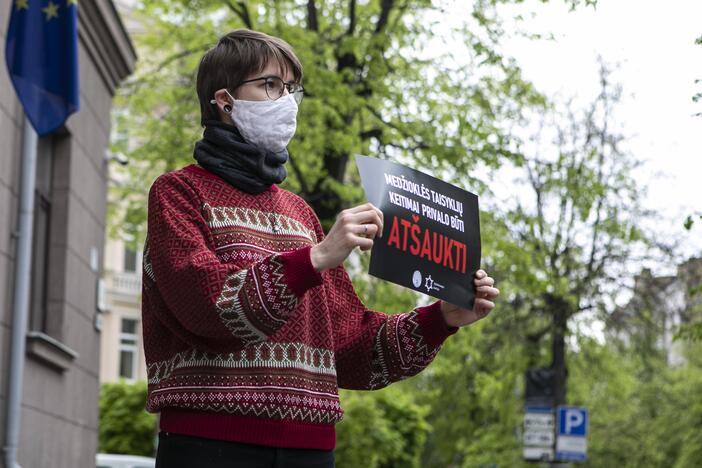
[674,278,702,342]
[98,381,157,457]
[335,388,430,468]
[109,0,548,242]
[675,214,702,341]
[569,338,702,467]
[411,319,526,468]
[676,323,702,341]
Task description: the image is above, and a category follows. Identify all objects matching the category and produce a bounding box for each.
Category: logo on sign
[412,270,422,288]
[424,275,444,292]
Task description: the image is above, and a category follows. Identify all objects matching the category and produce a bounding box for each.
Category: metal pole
[2,116,38,468]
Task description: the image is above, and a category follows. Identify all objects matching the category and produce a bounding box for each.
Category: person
[142,29,499,468]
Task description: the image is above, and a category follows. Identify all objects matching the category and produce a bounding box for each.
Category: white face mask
[226,91,298,153]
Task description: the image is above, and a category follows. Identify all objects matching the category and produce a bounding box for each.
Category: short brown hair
[196,29,303,125]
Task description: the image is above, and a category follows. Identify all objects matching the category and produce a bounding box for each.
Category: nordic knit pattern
[142,164,457,450]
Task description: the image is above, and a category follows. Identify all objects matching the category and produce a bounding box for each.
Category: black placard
[356,155,481,309]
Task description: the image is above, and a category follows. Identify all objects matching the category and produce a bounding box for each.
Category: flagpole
[3,116,38,468]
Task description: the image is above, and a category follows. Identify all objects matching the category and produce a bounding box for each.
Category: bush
[98,380,157,457]
[335,389,430,468]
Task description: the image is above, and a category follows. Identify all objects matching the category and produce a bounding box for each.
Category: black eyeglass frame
[233,75,305,103]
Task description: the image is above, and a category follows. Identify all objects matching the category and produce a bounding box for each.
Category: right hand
[310,203,384,272]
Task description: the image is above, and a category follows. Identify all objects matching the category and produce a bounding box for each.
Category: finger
[474,276,495,287]
[347,209,381,224]
[474,269,487,279]
[356,237,375,251]
[476,286,499,299]
[473,298,495,313]
[354,223,379,238]
[346,202,375,214]
[336,210,382,237]
[369,203,384,234]
[348,210,383,236]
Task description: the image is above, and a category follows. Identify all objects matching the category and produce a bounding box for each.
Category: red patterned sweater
[141,164,457,450]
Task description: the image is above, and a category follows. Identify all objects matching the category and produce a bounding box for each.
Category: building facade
[0,1,135,466]
[99,237,147,384]
[612,257,702,366]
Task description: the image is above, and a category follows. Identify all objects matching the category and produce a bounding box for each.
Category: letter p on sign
[565,410,583,434]
[558,407,588,437]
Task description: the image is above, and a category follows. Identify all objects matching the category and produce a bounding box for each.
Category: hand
[440,270,499,328]
[310,203,384,272]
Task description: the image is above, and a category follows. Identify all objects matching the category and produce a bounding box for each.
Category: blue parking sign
[556,407,588,462]
[558,407,588,436]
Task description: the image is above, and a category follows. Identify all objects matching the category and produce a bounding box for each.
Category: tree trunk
[306,158,348,230]
[549,296,569,406]
[552,311,567,406]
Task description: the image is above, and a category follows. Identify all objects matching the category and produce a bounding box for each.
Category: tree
[495,61,662,408]
[109,0,558,245]
[567,335,702,467]
[99,381,158,457]
[392,64,664,467]
[335,388,430,468]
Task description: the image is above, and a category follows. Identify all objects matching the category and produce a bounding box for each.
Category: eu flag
[5,0,79,136]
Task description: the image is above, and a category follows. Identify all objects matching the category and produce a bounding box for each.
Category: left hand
[440,269,499,328]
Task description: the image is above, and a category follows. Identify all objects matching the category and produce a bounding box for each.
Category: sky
[493,0,702,263]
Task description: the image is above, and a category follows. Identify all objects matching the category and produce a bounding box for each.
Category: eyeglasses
[235,75,305,104]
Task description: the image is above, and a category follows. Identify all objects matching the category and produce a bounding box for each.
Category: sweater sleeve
[327,266,458,390]
[145,173,323,352]
[304,208,458,390]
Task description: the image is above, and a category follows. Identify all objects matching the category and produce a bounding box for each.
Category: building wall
[99,237,147,384]
[0,2,135,467]
[613,257,702,367]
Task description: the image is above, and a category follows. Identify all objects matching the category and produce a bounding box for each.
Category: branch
[374,0,394,34]
[287,151,312,196]
[360,128,382,140]
[347,0,356,35]
[120,45,210,92]
[526,325,551,343]
[386,1,409,37]
[365,105,428,150]
[307,0,319,31]
[225,0,253,29]
[385,141,430,152]
[364,105,408,135]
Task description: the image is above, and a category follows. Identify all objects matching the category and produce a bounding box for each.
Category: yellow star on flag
[15,0,29,10]
[67,0,77,5]
[42,1,59,20]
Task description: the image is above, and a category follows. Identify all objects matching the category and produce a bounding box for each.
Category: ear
[212,88,233,110]
[211,88,234,123]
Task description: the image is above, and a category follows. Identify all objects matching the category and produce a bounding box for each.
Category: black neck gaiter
[193,120,288,194]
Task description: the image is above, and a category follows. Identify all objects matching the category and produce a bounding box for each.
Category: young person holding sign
[144,29,499,468]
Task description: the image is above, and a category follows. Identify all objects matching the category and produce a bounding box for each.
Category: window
[29,136,56,332]
[118,318,139,380]
[124,246,137,273]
